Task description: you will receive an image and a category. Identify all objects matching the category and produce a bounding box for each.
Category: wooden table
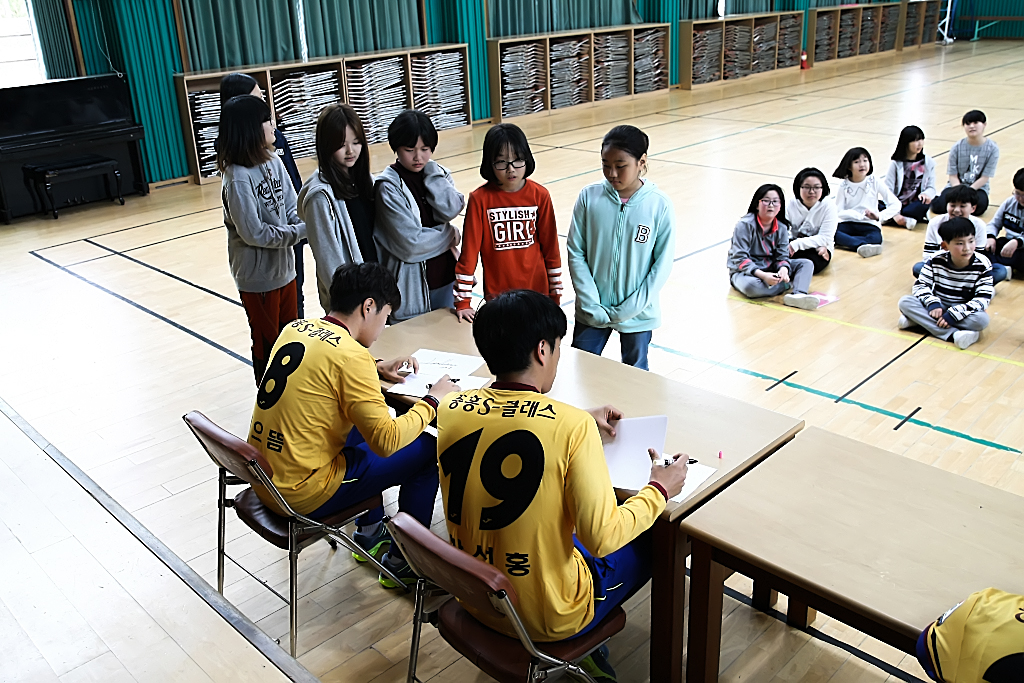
[681,426,1024,683]
[374,310,804,683]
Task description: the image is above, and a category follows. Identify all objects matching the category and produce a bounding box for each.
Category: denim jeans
[571,323,652,371]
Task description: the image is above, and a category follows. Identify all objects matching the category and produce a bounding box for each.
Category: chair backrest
[388,512,518,617]
[182,410,273,486]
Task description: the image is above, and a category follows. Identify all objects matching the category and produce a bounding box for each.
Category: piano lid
[0,73,137,143]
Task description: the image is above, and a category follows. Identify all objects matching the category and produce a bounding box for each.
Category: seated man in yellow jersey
[248,263,458,588]
[436,289,689,680]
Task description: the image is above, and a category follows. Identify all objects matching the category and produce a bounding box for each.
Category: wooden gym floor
[1,39,1022,682]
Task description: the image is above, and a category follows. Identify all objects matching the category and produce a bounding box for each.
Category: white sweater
[835,175,900,228]
[785,196,838,252]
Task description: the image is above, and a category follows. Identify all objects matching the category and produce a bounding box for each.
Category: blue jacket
[567,179,676,333]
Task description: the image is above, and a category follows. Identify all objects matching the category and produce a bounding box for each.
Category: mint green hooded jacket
[567,179,676,333]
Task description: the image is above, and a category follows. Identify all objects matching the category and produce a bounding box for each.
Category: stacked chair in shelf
[346,57,409,145]
[777,14,801,68]
[904,3,921,46]
[633,28,668,94]
[723,22,752,80]
[880,5,900,51]
[751,20,778,74]
[837,11,857,59]
[593,33,630,100]
[922,2,939,44]
[271,71,341,160]
[859,8,878,55]
[187,90,220,179]
[692,25,723,84]
[500,42,547,118]
[411,50,469,132]
[549,38,591,109]
[814,12,836,63]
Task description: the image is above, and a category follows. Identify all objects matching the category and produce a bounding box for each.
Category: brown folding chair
[387,512,626,683]
[182,410,407,656]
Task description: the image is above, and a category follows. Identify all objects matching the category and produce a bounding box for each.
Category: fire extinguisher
[801,50,809,69]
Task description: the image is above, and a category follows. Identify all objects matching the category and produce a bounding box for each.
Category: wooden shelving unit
[806,1,940,68]
[487,23,671,123]
[174,44,472,185]
[679,12,803,90]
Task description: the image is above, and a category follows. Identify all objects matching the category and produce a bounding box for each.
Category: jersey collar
[322,316,350,333]
[490,381,540,393]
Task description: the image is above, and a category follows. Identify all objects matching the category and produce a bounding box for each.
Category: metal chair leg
[407,578,426,683]
[289,523,299,657]
[217,469,227,593]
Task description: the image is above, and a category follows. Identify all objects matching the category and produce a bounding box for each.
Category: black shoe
[377,552,418,589]
[580,645,616,681]
[352,525,391,563]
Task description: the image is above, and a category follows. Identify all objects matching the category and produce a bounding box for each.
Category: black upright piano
[0,74,147,223]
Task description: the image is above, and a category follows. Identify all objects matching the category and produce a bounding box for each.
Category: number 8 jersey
[436,383,666,642]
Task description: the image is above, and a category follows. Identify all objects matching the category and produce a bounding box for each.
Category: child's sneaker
[857,244,883,258]
[352,524,391,563]
[579,645,617,681]
[783,293,819,310]
[897,314,912,330]
[378,552,418,589]
[952,330,980,350]
[903,217,917,230]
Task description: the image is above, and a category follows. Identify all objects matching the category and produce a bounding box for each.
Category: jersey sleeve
[536,186,563,302]
[455,190,485,311]
[565,418,665,558]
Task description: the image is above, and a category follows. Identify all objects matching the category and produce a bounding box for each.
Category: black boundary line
[30,251,252,366]
[717,580,927,683]
[766,371,798,391]
[34,207,221,251]
[66,226,224,267]
[0,395,318,683]
[894,407,923,431]
[83,239,244,308]
[834,335,928,403]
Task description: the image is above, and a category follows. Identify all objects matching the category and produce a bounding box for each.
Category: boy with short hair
[984,166,1024,276]
[913,184,1007,283]
[930,110,999,216]
[898,217,993,350]
[437,289,689,679]
[375,110,465,322]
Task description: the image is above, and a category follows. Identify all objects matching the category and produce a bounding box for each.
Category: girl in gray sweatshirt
[218,95,306,384]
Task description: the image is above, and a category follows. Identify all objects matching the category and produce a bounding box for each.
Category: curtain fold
[30,0,78,78]
[179,0,303,71]
[73,0,119,76]
[725,0,770,13]
[304,0,419,58]
[425,0,488,120]
[489,0,643,38]
[680,0,716,19]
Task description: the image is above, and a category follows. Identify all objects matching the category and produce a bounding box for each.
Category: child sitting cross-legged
[912,184,1007,284]
[898,217,993,350]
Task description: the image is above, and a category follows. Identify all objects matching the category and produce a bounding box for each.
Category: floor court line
[65,226,225,267]
[833,334,928,403]
[32,206,221,251]
[650,341,1020,453]
[895,407,923,431]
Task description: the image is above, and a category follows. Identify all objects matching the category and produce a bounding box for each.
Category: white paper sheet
[602,416,668,491]
[670,463,717,503]
[386,349,486,398]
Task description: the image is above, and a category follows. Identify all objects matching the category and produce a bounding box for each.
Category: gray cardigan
[222,156,306,293]
[373,160,464,322]
[726,213,790,276]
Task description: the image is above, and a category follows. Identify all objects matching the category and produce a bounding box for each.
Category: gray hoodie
[374,160,464,322]
[297,170,374,313]
[727,213,790,276]
[222,155,306,293]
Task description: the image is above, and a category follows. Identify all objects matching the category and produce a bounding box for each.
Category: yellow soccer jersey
[247,317,434,515]
[920,587,1024,683]
[436,383,665,642]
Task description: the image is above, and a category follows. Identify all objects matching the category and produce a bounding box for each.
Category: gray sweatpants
[897,295,989,340]
[731,258,814,298]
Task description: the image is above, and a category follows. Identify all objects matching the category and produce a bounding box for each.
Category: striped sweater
[913,251,994,325]
[921,214,988,262]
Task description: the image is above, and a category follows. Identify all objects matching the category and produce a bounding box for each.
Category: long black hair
[892,125,925,161]
[315,103,373,201]
[220,72,260,105]
[746,184,789,226]
[217,95,272,171]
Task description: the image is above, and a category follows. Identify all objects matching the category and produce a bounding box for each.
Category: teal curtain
[679,0,716,19]
[31,0,78,78]
[304,0,420,58]
[425,0,488,120]
[489,0,643,38]
[75,0,188,182]
[637,0,680,84]
[725,0,769,13]
[954,0,1024,39]
[179,0,303,70]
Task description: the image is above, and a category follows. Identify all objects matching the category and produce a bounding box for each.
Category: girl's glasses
[492,159,527,171]
[800,185,823,193]
[760,198,781,206]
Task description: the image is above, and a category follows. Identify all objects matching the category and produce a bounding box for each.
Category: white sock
[358,521,382,537]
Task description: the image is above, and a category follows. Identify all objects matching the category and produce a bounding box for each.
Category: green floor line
[650,343,1021,454]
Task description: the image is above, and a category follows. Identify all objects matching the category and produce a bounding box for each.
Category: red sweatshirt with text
[454,179,562,310]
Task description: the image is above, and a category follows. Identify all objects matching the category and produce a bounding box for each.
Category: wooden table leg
[650,519,686,683]
[752,580,778,612]
[686,538,726,683]
[787,597,817,629]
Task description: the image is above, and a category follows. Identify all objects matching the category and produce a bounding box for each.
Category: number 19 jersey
[436,384,665,642]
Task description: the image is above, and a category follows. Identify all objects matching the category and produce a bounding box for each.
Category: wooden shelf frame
[679,11,803,90]
[174,43,472,185]
[486,23,671,123]
[806,1,940,69]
